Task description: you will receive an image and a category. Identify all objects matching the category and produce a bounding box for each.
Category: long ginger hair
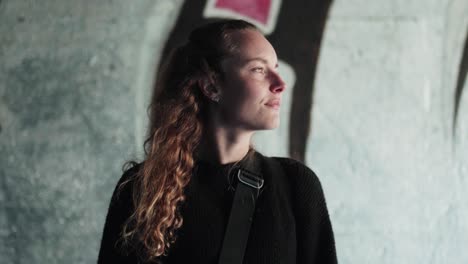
[119,19,258,262]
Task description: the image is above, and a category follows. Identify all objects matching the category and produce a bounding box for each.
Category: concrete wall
[1,0,467,263]
[0,0,184,262]
[306,1,468,263]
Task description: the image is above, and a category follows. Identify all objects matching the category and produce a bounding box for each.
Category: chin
[245,115,280,130]
[258,119,280,130]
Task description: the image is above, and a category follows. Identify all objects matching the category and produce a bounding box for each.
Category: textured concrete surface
[304,0,468,263]
[0,0,467,263]
[0,0,183,263]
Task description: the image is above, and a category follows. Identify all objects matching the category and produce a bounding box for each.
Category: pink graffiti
[214,0,271,25]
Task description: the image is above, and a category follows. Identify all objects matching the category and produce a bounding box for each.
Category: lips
[265,99,281,107]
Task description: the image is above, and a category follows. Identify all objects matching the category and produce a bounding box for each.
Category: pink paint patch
[214,0,271,25]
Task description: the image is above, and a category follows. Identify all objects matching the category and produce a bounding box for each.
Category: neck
[196,123,254,165]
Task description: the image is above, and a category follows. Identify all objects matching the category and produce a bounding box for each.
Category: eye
[252,67,265,74]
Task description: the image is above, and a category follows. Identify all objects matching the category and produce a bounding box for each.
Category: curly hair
[119,19,258,262]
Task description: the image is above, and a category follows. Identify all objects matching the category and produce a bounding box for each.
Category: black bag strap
[218,167,263,264]
[218,154,287,264]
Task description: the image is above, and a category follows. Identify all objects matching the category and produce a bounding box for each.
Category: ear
[198,78,221,100]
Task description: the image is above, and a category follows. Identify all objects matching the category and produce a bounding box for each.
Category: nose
[269,71,286,93]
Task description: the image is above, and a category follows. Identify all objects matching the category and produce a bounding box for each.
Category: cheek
[234,79,264,103]
[222,71,266,109]
[228,88,261,113]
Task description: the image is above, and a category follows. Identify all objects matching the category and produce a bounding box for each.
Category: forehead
[224,29,277,66]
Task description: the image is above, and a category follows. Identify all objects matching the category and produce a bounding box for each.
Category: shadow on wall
[453,30,468,136]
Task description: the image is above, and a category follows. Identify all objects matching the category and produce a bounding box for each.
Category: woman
[98,19,337,263]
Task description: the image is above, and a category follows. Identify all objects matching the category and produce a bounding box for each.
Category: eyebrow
[244,57,279,68]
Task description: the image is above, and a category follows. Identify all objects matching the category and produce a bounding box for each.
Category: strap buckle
[237,168,264,189]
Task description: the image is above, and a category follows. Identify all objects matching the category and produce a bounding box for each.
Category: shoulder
[267,157,331,218]
[271,157,320,183]
[271,157,313,173]
[110,162,143,206]
[268,156,325,197]
[119,162,142,185]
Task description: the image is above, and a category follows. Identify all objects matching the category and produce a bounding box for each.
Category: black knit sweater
[97,152,337,263]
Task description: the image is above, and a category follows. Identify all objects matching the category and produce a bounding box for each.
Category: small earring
[212,95,220,103]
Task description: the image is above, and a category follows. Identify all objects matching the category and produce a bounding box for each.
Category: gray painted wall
[1,0,467,263]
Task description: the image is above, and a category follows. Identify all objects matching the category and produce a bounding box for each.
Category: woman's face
[217,29,286,131]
